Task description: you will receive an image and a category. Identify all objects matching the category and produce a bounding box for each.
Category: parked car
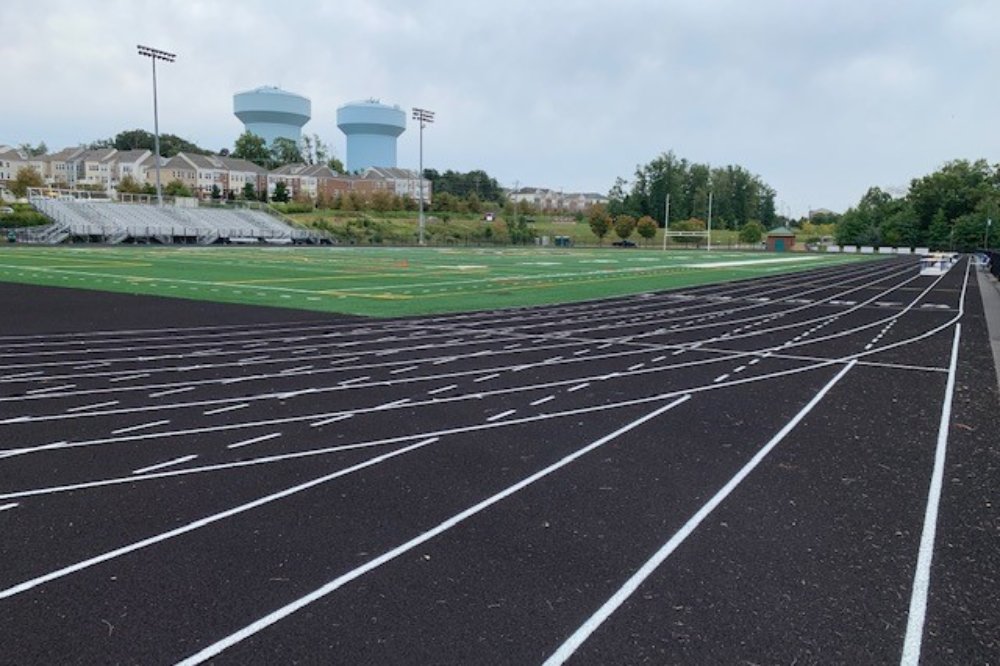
[612,239,637,247]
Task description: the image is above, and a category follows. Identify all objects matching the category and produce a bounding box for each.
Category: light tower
[412,107,434,245]
[233,86,311,146]
[137,44,175,206]
[336,100,406,172]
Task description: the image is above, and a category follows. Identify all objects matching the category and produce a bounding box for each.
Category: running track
[0,256,997,664]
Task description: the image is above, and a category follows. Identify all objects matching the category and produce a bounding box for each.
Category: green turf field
[0,246,886,317]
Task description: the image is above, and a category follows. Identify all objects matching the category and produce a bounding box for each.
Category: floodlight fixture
[137,44,176,206]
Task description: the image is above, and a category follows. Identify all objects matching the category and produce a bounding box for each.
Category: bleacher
[27,197,325,245]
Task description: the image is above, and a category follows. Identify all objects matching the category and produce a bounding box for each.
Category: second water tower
[336,99,406,172]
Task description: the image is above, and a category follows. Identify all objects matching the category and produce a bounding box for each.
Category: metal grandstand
[22,189,330,245]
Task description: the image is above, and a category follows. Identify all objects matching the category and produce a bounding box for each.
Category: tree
[635,216,657,244]
[9,166,45,198]
[163,180,192,197]
[586,203,612,243]
[328,157,345,173]
[270,137,303,166]
[739,220,765,245]
[272,181,290,203]
[210,184,222,200]
[232,131,270,167]
[613,214,636,241]
[17,142,47,157]
[117,174,143,194]
[242,182,256,200]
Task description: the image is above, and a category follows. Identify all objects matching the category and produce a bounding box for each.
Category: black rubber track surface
[0,258,996,665]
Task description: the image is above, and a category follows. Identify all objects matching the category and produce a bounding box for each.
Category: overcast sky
[2,0,997,216]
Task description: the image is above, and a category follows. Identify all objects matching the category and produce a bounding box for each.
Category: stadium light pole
[412,107,434,245]
[137,44,176,206]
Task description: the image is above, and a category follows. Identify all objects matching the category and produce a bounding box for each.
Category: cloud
[2,0,996,216]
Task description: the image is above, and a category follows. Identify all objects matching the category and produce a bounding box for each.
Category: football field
[0,246,881,317]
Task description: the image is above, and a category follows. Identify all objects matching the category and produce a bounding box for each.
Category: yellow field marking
[318,289,413,300]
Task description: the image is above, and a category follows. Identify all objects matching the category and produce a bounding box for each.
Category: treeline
[423,169,504,203]
[89,129,212,157]
[608,151,777,230]
[836,159,998,251]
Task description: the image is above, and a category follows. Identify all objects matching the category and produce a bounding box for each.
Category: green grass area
[0,246,885,318]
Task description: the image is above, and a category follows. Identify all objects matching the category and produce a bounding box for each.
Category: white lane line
[427,384,457,396]
[204,403,249,416]
[66,400,120,413]
[132,454,198,475]
[109,373,150,383]
[0,437,440,601]
[26,384,76,395]
[487,409,517,422]
[111,420,170,435]
[376,399,410,410]
[573,349,591,356]
[0,502,18,512]
[900,324,961,666]
[174,398,691,666]
[149,386,195,398]
[732,365,747,374]
[5,370,43,380]
[530,396,555,406]
[713,373,730,383]
[338,376,370,386]
[474,373,501,383]
[628,363,645,371]
[390,365,419,375]
[310,414,353,428]
[651,356,667,363]
[329,356,360,365]
[748,358,761,365]
[73,362,110,370]
[227,432,282,450]
[567,382,590,393]
[280,365,314,374]
[432,357,455,365]
[543,362,856,665]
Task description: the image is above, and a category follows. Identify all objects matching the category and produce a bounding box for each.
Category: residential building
[362,167,431,203]
[509,186,608,212]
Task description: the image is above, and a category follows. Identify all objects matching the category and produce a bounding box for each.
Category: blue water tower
[233,86,311,146]
[336,99,406,172]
